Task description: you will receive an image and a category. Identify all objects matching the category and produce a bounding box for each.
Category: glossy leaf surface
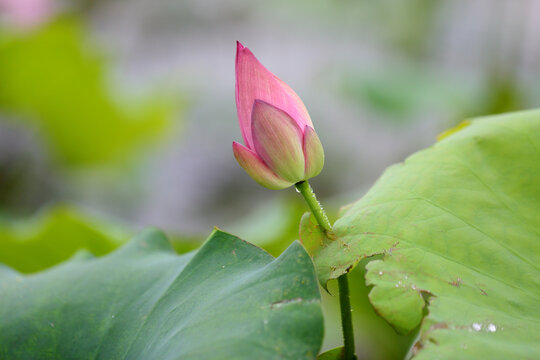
[0,229,324,359]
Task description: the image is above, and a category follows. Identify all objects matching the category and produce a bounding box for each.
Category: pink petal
[232,141,293,190]
[235,41,312,149]
[303,125,324,179]
[251,100,305,183]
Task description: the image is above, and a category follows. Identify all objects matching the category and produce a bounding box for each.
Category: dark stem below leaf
[294,180,356,360]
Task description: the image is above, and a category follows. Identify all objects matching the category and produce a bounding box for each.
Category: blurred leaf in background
[339,66,475,122]
[0,203,211,274]
[0,205,128,273]
[0,17,174,167]
[226,196,308,257]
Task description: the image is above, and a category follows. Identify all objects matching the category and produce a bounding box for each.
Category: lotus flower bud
[233,42,324,190]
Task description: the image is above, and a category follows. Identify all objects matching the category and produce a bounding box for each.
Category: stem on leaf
[294,180,356,360]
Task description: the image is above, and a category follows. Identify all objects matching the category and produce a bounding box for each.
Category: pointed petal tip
[251,100,299,126]
[252,99,273,113]
[236,41,254,59]
[232,141,249,153]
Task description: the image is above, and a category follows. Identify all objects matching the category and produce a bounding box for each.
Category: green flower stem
[294,181,332,234]
[338,274,355,360]
[295,180,356,360]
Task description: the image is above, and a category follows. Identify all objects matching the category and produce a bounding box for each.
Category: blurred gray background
[89,0,540,233]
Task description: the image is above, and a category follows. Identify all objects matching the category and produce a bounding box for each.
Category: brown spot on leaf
[386,241,400,255]
[430,322,448,330]
[449,277,462,287]
[270,298,303,309]
[480,288,488,296]
[411,340,424,355]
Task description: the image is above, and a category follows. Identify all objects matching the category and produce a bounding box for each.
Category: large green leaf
[301,110,540,358]
[0,229,323,359]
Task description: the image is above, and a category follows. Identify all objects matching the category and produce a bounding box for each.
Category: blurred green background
[1,0,539,359]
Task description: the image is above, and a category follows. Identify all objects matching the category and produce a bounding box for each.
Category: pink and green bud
[233,42,324,190]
